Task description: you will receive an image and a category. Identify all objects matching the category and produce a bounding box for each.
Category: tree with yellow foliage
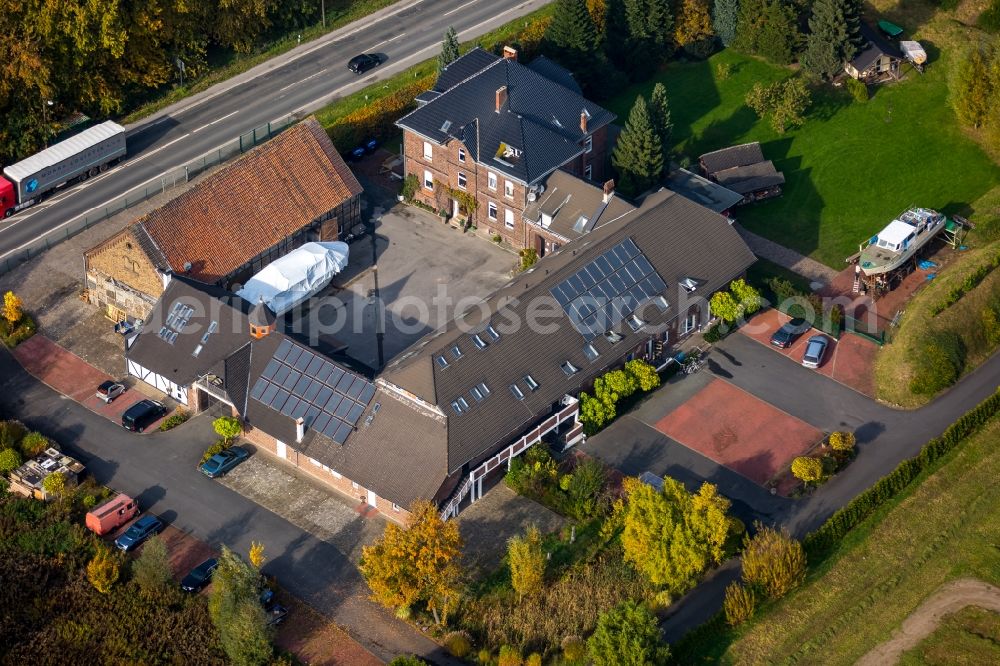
[360,501,463,625]
[620,476,740,594]
[249,541,266,569]
[791,456,823,484]
[87,544,120,594]
[673,0,714,47]
[508,524,545,600]
[2,291,23,325]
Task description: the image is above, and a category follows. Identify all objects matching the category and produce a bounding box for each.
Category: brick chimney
[580,109,590,133]
[495,85,507,113]
[602,179,615,203]
[503,46,518,61]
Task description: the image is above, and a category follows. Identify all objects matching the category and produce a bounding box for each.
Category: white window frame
[683,311,699,334]
[584,135,593,153]
[504,208,514,229]
[488,202,498,221]
[488,172,497,191]
[423,141,433,160]
[423,170,433,190]
[458,147,466,163]
[457,172,467,190]
[504,180,514,198]
[584,163,593,180]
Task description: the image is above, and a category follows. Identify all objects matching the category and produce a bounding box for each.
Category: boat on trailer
[857,207,948,276]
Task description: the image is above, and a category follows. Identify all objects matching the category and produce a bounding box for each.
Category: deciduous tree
[612,95,664,197]
[249,541,266,569]
[740,524,806,599]
[360,500,463,625]
[710,290,741,323]
[949,42,996,129]
[439,26,460,71]
[209,546,273,666]
[746,77,811,133]
[828,430,856,452]
[213,416,242,444]
[734,0,800,64]
[587,600,670,665]
[132,535,172,598]
[0,447,22,474]
[215,0,275,54]
[713,0,740,46]
[730,278,762,315]
[41,471,66,499]
[508,525,545,599]
[3,291,23,325]
[87,544,121,594]
[791,456,823,483]
[625,359,660,392]
[674,0,714,47]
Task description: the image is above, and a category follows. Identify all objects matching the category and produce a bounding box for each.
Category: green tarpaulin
[878,19,904,37]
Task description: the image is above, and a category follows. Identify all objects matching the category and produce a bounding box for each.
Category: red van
[86,494,139,535]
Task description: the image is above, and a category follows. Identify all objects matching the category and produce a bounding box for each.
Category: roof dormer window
[654,295,670,312]
[627,314,644,332]
[510,383,525,400]
[605,330,624,344]
[524,374,539,391]
[583,343,600,362]
[486,324,501,342]
[561,361,580,377]
[451,345,463,360]
[436,355,449,369]
[680,278,698,293]
[471,334,487,349]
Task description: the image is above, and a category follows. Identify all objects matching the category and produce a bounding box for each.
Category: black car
[347,53,380,74]
[769,317,809,349]
[121,399,167,432]
[114,514,163,552]
[181,558,218,592]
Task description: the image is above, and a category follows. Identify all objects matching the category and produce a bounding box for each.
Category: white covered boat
[900,41,926,65]
[237,241,349,315]
[858,208,947,276]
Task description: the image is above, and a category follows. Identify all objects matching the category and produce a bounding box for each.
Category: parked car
[121,399,167,432]
[199,446,251,478]
[347,53,380,74]
[769,317,809,349]
[96,380,126,404]
[180,558,219,592]
[114,514,163,552]
[801,335,830,369]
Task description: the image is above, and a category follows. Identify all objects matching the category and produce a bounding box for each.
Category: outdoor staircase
[853,276,861,293]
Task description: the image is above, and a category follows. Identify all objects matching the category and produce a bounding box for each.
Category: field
[899,605,1000,665]
[605,22,1000,267]
[702,414,1000,664]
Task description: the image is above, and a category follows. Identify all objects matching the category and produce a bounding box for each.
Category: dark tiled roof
[699,142,766,175]
[128,118,362,284]
[665,168,744,213]
[398,49,615,185]
[249,298,276,328]
[713,161,786,195]
[433,48,501,92]
[526,55,582,94]
[850,22,903,72]
[381,190,757,473]
[523,170,636,241]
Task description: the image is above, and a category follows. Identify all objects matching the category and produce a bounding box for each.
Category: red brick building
[397,47,616,250]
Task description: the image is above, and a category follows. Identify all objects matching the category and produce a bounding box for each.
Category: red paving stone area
[738,309,878,397]
[654,379,823,488]
[12,334,168,428]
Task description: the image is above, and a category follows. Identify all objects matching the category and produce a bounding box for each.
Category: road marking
[191,109,241,133]
[277,68,328,93]
[444,0,478,16]
[363,38,390,52]
[387,32,406,42]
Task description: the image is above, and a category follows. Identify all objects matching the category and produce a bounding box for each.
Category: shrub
[42,472,66,498]
[497,645,522,666]
[588,600,670,665]
[443,631,473,658]
[200,439,229,464]
[401,173,419,201]
[519,248,538,271]
[565,457,607,519]
[82,494,98,510]
[931,253,1000,315]
[325,74,437,149]
[0,447,23,473]
[791,456,823,483]
[477,648,492,664]
[561,635,587,662]
[158,409,189,431]
[983,297,1000,347]
[910,329,966,395]
[828,431,856,453]
[0,313,37,347]
[492,234,503,243]
[716,61,732,80]
[388,657,427,666]
[981,0,1000,33]
[87,544,121,594]
[741,524,806,600]
[19,431,50,458]
[0,420,26,449]
[525,654,542,666]
[845,77,868,102]
[723,582,756,626]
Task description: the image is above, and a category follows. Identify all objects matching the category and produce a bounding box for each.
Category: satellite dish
[527,192,537,202]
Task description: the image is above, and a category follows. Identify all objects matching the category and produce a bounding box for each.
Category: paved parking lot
[287,204,516,369]
[739,308,878,396]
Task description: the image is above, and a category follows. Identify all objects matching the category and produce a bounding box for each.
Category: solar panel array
[549,238,667,341]
[249,339,376,444]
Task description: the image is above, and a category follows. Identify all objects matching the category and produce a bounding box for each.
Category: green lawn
[899,606,1000,665]
[606,49,1000,267]
[692,414,1000,664]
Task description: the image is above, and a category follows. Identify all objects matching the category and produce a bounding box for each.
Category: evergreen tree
[611,95,664,197]
[713,0,740,46]
[648,82,673,156]
[674,0,714,47]
[801,0,863,80]
[543,0,610,93]
[439,26,460,72]
[734,0,801,65]
[623,0,674,47]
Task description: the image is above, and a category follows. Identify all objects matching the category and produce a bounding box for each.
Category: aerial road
[0,0,548,267]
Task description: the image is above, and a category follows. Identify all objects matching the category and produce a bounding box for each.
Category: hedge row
[804,388,1000,558]
[325,74,436,150]
[930,252,1000,315]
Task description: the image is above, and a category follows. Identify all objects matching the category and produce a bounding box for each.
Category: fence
[843,315,886,345]
[0,115,297,277]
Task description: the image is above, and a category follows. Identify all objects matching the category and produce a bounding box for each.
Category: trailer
[0,120,126,218]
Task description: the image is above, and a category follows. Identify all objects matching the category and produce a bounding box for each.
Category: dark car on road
[801,334,830,369]
[114,514,163,552]
[347,53,380,74]
[199,446,251,478]
[180,558,218,592]
[96,380,126,404]
[121,399,166,432]
[769,317,809,349]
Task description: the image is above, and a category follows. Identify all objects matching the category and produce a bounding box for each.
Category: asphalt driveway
[0,347,458,665]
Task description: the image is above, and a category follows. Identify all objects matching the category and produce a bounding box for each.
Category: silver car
[801,335,829,369]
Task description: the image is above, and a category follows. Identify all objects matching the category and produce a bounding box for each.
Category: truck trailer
[0,120,127,218]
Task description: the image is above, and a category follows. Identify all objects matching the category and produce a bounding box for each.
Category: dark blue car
[199,446,250,478]
[181,558,219,592]
[114,515,163,552]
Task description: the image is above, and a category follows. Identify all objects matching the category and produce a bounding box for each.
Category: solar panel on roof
[280,396,300,416]
[305,356,325,377]
[359,383,376,404]
[291,401,309,420]
[334,399,353,419]
[312,412,332,434]
[622,237,639,257]
[594,254,613,274]
[586,262,605,282]
[316,385,333,406]
[335,373,354,394]
[260,382,279,405]
[552,287,571,307]
[315,361,334,383]
[292,375,312,397]
[604,249,623,270]
[271,388,291,412]
[324,392,343,414]
[577,269,596,289]
[332,422,353,444]
[284,345,303,367]
[346,377,365,399]
[262,359,281,380]
[568,273,586,294]
[613,244,632,264]
[346,403,365,425]
[251,379,269,400]
[321,420,340,440]
[303,405,320,426]
[272,364,291,386]
[293,350,313,371]
[303,380,322,403]
[327,366,345,388]
[281,369,301,389]
[607,273,626,296]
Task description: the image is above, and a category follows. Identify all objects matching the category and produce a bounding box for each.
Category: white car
[801,335,829,369]
[96,380,126,403]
